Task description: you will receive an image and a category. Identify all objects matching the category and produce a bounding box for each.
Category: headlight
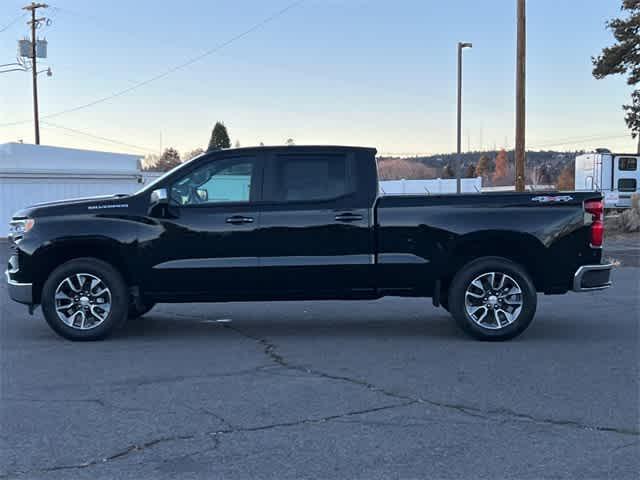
[9,218,35,236]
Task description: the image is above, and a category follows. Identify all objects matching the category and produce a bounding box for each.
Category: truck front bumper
[5,269,33,305]
[573,263,614,292]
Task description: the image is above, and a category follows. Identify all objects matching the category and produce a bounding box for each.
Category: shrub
[618,193,640,233]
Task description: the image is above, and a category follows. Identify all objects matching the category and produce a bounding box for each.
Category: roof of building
[0,143,142,174]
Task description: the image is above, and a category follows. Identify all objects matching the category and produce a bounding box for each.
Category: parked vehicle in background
[574,150,639,208]
[6,146,613,342]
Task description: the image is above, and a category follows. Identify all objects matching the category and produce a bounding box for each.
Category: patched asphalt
[1,241,638,479]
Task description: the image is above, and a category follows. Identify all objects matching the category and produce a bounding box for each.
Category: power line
[0,13,26,33]
[1,0,305,127]
[530,133,631,149]
[41,121,157,153]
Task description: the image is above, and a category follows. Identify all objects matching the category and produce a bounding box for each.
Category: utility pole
[23,2,48,145]
[515,0,526,192]
[456,41,472,193]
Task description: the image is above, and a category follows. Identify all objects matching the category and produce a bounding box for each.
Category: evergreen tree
[593,0,640,151]
[207,122,231,151]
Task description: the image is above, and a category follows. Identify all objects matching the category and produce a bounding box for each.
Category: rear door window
[264,154,355,203]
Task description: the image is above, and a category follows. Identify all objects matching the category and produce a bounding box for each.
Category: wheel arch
[439,230,547,292]
[31,238,133,304]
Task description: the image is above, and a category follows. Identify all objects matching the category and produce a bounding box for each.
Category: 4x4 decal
[531,195,573,203]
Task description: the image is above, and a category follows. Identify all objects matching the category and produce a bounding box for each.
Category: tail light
[585,199,604,248]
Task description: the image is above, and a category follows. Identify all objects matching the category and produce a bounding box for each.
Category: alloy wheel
[464,271,523,330]
[54,273,112,330]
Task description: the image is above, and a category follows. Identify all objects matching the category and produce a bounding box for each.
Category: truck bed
[374,191,603,294]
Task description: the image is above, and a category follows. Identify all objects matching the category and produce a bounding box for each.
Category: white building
[0,143,147,236]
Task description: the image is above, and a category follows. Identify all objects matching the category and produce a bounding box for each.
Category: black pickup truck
[6,145,612,341]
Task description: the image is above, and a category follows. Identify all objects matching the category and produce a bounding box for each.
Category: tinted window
[170,158,255,205]
[266,154,352,202]
[619,157,637,171]
[618,178,637,192]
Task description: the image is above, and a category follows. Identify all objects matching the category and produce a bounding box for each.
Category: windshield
[135,153,206,194]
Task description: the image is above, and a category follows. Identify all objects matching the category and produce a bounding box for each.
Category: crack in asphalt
[0,402,413,478]
[223,324,640,438]
[3,310,637,478]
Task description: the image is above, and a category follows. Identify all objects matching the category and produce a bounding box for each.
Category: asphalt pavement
[1,241,638,479]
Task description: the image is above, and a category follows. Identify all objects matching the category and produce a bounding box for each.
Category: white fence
[379,177,482,195]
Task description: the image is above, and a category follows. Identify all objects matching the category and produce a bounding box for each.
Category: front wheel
[41,258,129,341]
[448,257,537,341]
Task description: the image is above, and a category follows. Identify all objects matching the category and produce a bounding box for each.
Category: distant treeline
[378,150,581,189]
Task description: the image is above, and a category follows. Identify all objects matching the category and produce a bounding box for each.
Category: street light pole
[456,42,472,193]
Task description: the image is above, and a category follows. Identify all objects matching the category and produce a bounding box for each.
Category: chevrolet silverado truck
[6,145,613,341]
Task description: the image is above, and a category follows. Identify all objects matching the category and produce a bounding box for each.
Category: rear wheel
[448,256,537,341]
[41,258,128,341]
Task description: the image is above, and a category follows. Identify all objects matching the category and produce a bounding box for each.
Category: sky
[0,0,636,157]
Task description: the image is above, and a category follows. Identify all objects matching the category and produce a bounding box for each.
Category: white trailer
[574,151,639,208]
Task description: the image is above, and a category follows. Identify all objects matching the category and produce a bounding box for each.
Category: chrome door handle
[226,216,254,224]
[334,213,363,222]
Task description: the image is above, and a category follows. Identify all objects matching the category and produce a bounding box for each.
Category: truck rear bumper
[5,270,33,305]
[573,263,613,292]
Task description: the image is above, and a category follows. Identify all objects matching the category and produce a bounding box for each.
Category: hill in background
[378,150,581,189]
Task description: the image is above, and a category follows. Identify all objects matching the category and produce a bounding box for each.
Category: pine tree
[207,122,231,151]
[593,1,640,151]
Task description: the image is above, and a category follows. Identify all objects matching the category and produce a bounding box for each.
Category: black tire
[128,301,155,319]
[41,258,128,341]
[448,256,537,341]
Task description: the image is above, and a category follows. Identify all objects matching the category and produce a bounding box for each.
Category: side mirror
[150,188,168,205]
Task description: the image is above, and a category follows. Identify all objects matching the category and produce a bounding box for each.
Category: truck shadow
[113,309,630,343]
[116,313,465,341]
